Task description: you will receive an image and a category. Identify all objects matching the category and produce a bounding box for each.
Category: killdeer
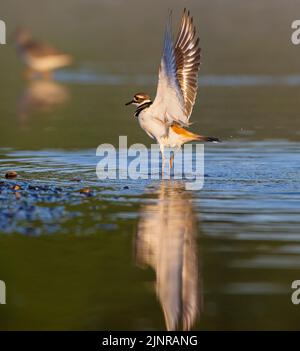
[14,28,72,80]
[126,9,220,169]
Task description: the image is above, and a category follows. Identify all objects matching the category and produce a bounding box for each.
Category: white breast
[138,109,167,141]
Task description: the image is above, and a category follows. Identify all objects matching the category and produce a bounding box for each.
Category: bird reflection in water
[17,80,69,125]
[135,181,202,331]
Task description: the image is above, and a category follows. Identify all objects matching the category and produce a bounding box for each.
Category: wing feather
[150,9,201,125]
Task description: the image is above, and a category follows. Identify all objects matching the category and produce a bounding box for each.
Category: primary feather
[150,9,201,126]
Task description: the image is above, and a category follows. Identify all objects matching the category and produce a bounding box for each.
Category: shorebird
[14,28,72,80]
[126,9,219,169]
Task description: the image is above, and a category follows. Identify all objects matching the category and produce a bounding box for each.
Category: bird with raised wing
[14,28,72,80]
[126,9,220,169]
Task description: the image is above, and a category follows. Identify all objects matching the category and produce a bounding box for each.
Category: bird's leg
[169,151,174,170]
[162,154,166,173]
[24,68,34,81]
[160,144,165,174]
[42,70,52,80]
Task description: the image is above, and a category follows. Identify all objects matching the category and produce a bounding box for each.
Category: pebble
[80,187,91,194]
[5,171,18,179]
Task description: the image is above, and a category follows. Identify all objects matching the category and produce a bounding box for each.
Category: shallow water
[0,140,299,330]
[0,70,300,330]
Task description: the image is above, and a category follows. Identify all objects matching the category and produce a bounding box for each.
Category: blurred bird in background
[13,27,72,80]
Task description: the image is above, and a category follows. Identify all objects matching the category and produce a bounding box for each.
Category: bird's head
[13,27,32,45]
[125,93,151,107]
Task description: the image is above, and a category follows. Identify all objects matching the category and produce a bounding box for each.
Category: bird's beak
[125,100,134,106]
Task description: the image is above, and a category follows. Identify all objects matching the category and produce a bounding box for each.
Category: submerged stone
[5,171,18,179]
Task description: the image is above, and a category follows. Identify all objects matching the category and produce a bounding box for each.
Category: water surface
[0,140,299,330]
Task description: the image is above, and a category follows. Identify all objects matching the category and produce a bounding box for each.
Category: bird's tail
[196,135,220,143]
[171,123,220,143]
[59,54,73,66]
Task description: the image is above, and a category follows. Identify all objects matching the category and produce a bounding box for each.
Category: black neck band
[134,101,152,117]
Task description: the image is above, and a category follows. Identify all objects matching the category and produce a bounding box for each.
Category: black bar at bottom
[0,331,297,350]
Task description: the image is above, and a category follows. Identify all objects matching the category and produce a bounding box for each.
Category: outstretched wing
[174,9,201,119]
[150,9,201,126]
